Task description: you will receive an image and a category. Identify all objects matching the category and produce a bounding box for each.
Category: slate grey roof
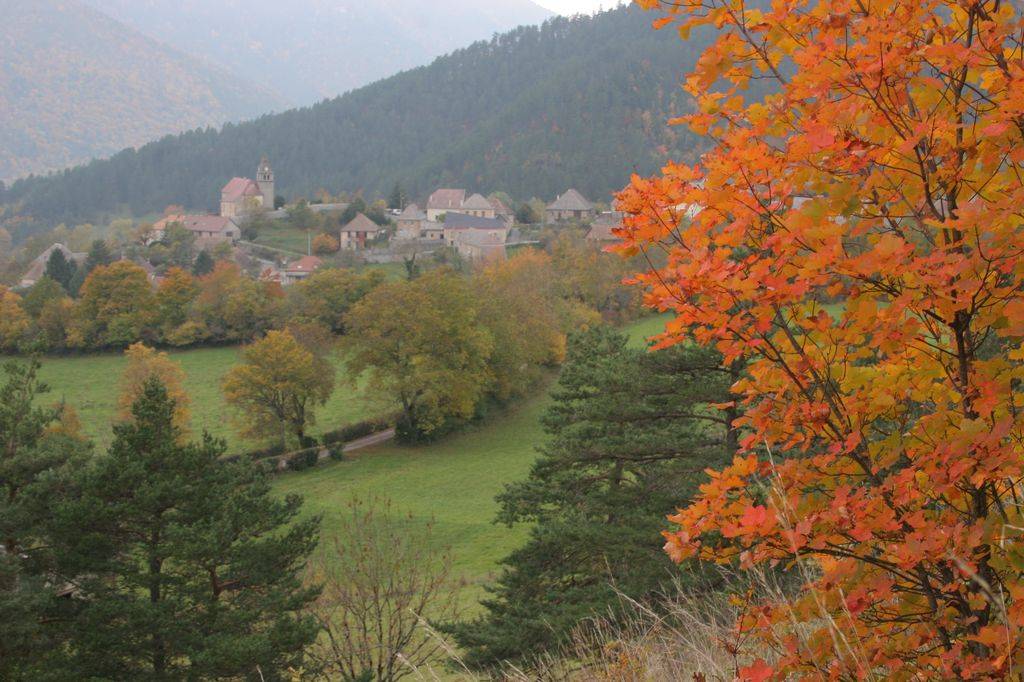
[443,213,508,230]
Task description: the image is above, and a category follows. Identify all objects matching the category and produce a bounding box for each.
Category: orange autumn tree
[620,0,1024,677]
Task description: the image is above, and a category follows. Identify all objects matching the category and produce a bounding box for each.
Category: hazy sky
[537,0,620,15]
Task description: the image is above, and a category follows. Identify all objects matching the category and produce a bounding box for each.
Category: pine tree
[444,326,739,668]
[68,239,115,295]
[0,360,89,680]
[47,379,321,679]
[387,182,407,210]
[192,249,214,276]
[44,248,77,293]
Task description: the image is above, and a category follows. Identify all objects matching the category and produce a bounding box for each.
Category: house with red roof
[282,255,323,285]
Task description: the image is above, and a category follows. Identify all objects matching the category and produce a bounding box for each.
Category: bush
[287,447,320,472]
[327,443,346,461]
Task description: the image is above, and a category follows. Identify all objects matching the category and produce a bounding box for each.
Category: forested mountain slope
[84,0,554,105]
[1,6,720,238]
[0,0,284,182]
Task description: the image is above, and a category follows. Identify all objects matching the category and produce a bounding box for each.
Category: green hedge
[320,415,396,445]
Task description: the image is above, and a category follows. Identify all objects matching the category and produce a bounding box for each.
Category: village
[18,157,624,290]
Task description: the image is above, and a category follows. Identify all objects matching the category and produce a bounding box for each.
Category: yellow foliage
[118,342,191,435]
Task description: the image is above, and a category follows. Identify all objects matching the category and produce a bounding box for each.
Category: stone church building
[220,157,275,218]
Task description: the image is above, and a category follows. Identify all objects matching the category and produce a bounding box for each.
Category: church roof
[461,193,493,210]
[340,213,384,233]
[547,188,593,212]
[221,177,262,202]
[426,188,466,210]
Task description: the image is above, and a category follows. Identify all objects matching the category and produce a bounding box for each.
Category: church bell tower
[256,156,275,209]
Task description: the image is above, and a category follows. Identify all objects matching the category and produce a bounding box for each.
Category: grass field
[272,313,673,614]
[9,348,388,452]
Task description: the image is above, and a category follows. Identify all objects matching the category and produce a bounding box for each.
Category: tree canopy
[623,0,1024,676]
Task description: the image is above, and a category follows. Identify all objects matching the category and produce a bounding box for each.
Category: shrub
[287,448,320,472]
[326,443,345,461]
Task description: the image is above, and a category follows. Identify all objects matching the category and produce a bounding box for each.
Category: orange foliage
[622,0,1024,677]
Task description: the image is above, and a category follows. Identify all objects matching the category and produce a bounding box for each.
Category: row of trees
[0,261,386,352]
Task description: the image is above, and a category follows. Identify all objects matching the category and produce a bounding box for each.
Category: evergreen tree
[444,327,740,668]
[68,239,116,295]
[192,249,215,276]
[44,248,77,293]
[0,360,88,680]
[47,379,321,679]
[387,182,407,210]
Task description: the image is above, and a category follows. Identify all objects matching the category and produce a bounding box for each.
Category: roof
[221,177,262,202]
[443,213,508,230]
[155,214,237,234]
[426,188,466,210]
[397,204,426,221]
[547,188,594,212]
[285,255,323,273]
[340,213,385,233]
[461,193,493,210]
[489,197,513,215]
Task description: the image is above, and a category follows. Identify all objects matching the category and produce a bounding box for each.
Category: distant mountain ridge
[1,6,726,239]
[83,0,555,105]
[0,0,286,182]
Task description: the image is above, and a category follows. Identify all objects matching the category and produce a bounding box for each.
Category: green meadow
[6,313,671,612]
[9,348,387,451]
[272,314,670,610]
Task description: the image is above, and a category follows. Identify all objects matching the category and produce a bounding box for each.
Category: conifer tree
[44,248,77,293]
[47,379,320,679]
[445,326,739,668]
[0,360,88,680]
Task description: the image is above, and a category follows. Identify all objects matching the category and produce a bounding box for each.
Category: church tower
[256,156,275,209]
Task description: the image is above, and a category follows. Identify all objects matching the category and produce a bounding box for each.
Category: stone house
[546,188,596,223]
[426,188,466,222]
[395,204,427,240]
[460,193,497,219]
[442,213,507,247]
[153,214,241,248]
[339,213,386,249]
